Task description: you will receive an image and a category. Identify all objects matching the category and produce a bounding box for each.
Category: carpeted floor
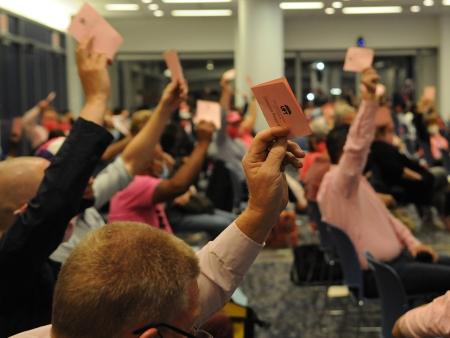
[238,216,450,338]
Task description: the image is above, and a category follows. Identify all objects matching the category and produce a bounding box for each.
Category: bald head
[0,157,50,235]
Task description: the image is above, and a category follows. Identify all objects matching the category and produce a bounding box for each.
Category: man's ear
[139,328,159,338]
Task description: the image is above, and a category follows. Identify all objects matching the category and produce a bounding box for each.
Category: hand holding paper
[222,69,236,81]
[194,100,222,129]
[68,3,123,61]
[344,47,374,73]
[251,77,311,138]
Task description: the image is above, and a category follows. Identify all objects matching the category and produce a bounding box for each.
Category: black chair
[307,202,336,264]
[327,226,367,305]
[365,252,408,338]
[326,225,381,336]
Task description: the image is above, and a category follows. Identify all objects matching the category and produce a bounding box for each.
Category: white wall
[110,14,441,54]
[110,17,235,53]
[285,15,440,50]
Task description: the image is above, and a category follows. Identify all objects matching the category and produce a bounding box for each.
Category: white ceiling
[87,0,450,18]
[0,0,449,31]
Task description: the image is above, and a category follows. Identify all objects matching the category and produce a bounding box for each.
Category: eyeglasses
[132,322,213,338]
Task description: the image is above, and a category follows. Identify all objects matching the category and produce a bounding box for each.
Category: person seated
[299,117,329,182]
[208,76,253,212]
[0,39,114,336]
[368,113,448,228]
[109,119,237,238]
[333,100,356,127]
[13,126,305,338]
[48,81,187,266]
[393,291,450,338]
[317,68,450,298]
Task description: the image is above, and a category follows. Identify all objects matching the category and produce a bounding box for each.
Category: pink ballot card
[194,100,222,129]
[344,47,374,73]
[222,69,236,81]
[424,86,436,101]
[68,3,124,60]
[164,49,185,82]
[251,77,311,138]
[376,84,386,97]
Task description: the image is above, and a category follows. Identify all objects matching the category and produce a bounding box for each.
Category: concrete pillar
[439,15,450,121]
[235,0,284,131]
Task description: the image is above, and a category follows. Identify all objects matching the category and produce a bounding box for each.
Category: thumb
[263,137,288,170]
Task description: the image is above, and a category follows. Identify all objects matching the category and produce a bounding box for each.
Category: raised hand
[361,67,380,101]
[76,38,110,105]
[76,38,110,125]
[236,127,304,243]
[196,121,216,145]
[158,79,188,115]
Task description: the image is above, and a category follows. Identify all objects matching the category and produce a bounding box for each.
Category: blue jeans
[167,207,236,238]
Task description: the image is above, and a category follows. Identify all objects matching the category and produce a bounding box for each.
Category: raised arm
[152,121,215,204]
[240,97,257,133]
[219,77,233,112]
[121,80,187,176]
[393,291,450,338]
[0,38,112,264]
[100,135,132,162]
[195,127,305,323]
[334,68,380,198]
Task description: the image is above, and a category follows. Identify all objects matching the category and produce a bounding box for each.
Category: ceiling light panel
[105,3,140,11]
[163,0,231,3]
[171,9,233,16]
[280,2,325,10]
[343,6,403,14]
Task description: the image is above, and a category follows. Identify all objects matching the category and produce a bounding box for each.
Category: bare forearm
[101,135,132,162]
[235,207,278,244]
[241,98,257,132]
[79,99,107,126]
[220,86,233,111]
[122,103,171,175]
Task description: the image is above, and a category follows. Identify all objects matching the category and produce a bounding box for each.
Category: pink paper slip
[194,100,222,129]
[68,3,124,60]
[424,86,436,101]
[251,77,311,138]
[344,47,374,73]
[222,69,236,81]
[376,84,386,97]
[164,49,185,83]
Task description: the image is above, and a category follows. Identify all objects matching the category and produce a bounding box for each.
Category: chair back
[328,225,364,300]
[308,202,334,254]
[365,252,408,338]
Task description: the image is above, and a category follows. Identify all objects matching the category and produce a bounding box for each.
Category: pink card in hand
[68,3,123,60]
[194,100,222,129]
[222,69,236,81]
[376,84,386,97]
[424,86,436,101]
[164,49,185,82]
[251,77,311,138]
[344,47,374,73]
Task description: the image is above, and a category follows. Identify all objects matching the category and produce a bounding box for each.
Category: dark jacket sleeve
[0,118,112,266]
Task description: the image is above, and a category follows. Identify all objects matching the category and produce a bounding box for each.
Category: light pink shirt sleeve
[195,222,263,325]
[335,100,379,198]
[390,215,421,253]
[399,291,450,338]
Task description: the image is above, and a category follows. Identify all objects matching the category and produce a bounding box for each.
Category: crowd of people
[1,29,450,338]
